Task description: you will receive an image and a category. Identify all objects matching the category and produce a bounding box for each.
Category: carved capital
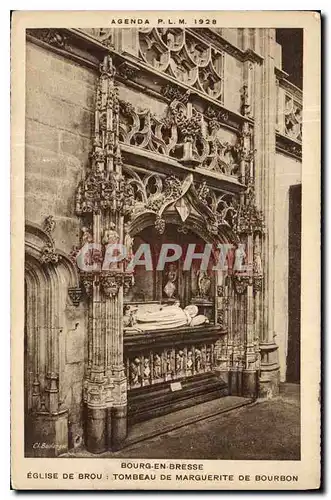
[83,379,115,408]
[233,274,253,295]
[81,273,95,297]
[100,272,123,298]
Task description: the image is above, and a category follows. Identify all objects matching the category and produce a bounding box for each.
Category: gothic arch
[127,206,238,249]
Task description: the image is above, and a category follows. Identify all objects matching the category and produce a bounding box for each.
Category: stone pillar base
[86,405,128,453]
[26,409,68,457]
[229,369,243,396]
[111,406,128,451]
[259,342,280,398]
[259,367,280,398]
[86,407,107,454]
[242,370,258,399]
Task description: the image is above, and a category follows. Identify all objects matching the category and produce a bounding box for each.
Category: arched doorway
[24,221,81,457]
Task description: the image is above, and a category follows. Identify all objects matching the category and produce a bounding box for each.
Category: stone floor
[66,383,300,461]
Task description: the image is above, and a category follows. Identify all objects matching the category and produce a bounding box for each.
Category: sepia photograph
[11,11,320,490]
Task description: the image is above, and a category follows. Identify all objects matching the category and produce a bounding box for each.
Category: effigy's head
[184,304,199,318]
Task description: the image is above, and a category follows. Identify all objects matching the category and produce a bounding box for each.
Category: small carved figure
[82,226,93,245]
[129,358,141,386]
[195,349,202,372]
[143,358,151,380]
[153,354,162,379]
[103,224,120,269]
[166,352,172,376]
[124,223,134,263]
[233,244,246,272]
[163,263,177,298]
[197,270,211,298]
[123,305,138,328]
[176,350,184,373]
[102,223,119,245]
[253,241,263,276]
[187,350,193,371]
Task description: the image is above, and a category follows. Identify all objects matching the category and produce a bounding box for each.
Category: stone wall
[25,40,97,254]
[274,152,301,381]
[25,40,98,449]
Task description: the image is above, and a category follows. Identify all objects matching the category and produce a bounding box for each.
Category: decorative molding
[38,215,61,264]
[29,29,68,49]
[26,28,110,70]
[276,133,302,160]
[253,276,263,293]
[278,77,303,102]
[117,61,138,80]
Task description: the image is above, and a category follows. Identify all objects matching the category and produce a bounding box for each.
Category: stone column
[254,28,280,397]
[76,55,132,453]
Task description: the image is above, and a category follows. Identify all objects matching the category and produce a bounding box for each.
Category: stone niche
[125,223,216,322]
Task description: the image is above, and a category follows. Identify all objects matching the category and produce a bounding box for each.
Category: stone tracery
[138,28,225,102]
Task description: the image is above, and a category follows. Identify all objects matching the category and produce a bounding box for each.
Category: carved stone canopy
[122,168,239,243]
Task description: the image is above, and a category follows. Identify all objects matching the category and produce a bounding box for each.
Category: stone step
[128,372,229,424]
[124,395,254,449]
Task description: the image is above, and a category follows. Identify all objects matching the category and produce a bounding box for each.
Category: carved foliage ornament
[233,188,264,236]
[122,169,195,234]
[39,215,61,265]
[76,169,134,215]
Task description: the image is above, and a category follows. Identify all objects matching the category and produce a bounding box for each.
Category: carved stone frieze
[83,379,115,408]
[117,61,138,80]
[28,29,67,49]
[80,270,134,299]
[119,97,245,179]
[161,84,191,104]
